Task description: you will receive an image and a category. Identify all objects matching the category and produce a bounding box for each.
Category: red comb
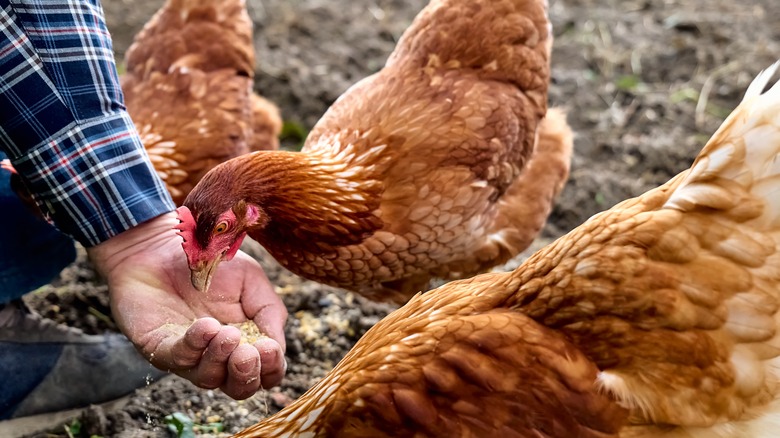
[174,205,198,251]
[175,206,195,231]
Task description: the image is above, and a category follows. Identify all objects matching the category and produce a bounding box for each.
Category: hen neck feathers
[236,146,388,248]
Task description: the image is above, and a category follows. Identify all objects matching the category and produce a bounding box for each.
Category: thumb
[235,252,288,351]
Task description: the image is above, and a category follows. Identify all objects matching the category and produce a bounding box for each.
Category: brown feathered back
[122,0,281,205]
[123,0,255,77]
[387,0,551,111]
[280,0,567,301]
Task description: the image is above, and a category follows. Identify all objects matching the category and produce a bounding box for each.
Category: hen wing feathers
[514,61,780,432]
[238,292,626,437]
[236,63,780,437]
[291,0,565,299]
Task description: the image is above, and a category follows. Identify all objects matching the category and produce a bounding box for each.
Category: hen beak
[190,253,223,292]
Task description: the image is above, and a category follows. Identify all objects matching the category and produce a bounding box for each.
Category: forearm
[0,0,174,246]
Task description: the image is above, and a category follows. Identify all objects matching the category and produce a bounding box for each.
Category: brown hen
[177,0,573,303]
[2,0,282,209]
[121,0,281,205]
[235,63,780,437]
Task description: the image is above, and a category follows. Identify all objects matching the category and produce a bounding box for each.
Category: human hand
[87,212,287,399]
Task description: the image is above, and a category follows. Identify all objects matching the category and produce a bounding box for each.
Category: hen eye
[214,222,229,235]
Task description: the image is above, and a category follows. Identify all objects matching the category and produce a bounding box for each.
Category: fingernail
[222,339,238,355]
[262,347,281,361]
[237,357,258,373]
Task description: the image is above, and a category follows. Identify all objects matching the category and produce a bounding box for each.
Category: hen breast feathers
[184,0,572,303]
[236,63,780,437]
[121,0,281,205]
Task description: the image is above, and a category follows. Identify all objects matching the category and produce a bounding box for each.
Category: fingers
[221,343,263,399]
[236,253,288,390]
[255,336,286,389]
[238,257,287,389]
[161,317,281,399]
[187,322,283,398]
[252,300,288,354]
[235,252,288,351]
[196,325,242,389]
[198,326,285,397]
[166,317,222,368]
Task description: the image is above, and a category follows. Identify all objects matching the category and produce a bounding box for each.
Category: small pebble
[271,392,294,408]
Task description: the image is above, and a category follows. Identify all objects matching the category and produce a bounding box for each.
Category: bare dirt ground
[18,0,780,436]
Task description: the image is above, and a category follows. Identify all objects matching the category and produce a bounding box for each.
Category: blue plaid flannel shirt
[0,0,174,246]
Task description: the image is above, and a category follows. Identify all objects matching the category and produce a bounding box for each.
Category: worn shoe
[0,300,167,426]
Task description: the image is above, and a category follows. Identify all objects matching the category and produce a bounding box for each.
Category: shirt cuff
[10,111,175,246]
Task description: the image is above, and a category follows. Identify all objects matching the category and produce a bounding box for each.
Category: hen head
[175,195,267,291]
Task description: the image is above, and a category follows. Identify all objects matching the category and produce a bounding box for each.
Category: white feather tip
[743,60,780,101]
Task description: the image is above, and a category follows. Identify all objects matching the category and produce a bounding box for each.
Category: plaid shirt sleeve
[0,0,174,246]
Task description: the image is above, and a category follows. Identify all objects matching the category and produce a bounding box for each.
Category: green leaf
[164,412,196,438]
[670,87,699,104]
[280,120,309,151]
[196,422,225,433]
[65,419,81,438]
[615,74,642,92]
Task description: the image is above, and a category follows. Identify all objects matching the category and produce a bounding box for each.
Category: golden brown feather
[122,0,281,205]
[235,63,780,437]
[179,0,572,303]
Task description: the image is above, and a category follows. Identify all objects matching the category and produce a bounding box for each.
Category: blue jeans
[0,152,76,303]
